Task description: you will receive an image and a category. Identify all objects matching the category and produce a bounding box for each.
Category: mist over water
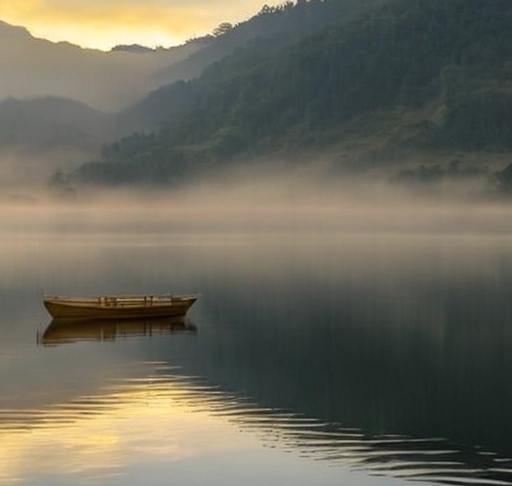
[1,176,512,486]
[1,166,510,234]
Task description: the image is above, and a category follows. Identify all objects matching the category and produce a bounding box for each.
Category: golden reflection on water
[0,364,262,485]
[2,360,512,486]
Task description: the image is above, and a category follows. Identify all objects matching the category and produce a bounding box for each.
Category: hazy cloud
[0,0,282,50]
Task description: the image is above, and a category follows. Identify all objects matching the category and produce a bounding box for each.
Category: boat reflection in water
[38,316,197,346]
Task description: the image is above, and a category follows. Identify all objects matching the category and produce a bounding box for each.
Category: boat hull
[43,295,198,320]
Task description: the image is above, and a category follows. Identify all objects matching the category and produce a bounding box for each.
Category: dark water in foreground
[1,206,512,486]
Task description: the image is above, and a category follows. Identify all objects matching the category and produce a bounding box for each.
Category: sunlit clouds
[0,0,283,50]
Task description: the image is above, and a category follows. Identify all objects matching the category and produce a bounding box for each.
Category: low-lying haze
[1,167,510,237]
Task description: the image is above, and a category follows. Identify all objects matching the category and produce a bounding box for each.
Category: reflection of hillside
[154,313,512,486]
[39,316,197,346]
[160,274,512,451]
[122,262,512,485]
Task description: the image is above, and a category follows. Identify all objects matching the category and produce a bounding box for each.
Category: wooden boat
[43,294,199,320]
[39,316,197,346]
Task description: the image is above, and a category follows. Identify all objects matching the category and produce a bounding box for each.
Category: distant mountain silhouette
[110,44,155,53]
[0,19,209,111]
[0,96,119,183]
[0,96,114,151]
[0,19,30,39]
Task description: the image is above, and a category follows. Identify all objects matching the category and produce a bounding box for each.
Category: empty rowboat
[43,294,199,320]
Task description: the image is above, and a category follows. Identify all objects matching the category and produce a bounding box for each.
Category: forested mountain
[74,0,512,186]
[120,0,387,133]
[0,0,384,117]
[0,0,385,180]
[151,0,387,87]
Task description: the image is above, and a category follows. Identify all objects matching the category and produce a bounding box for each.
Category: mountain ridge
[0,17,209,111]
[72,0,512,190]
[0,0,388,182]
[4,0,512,192]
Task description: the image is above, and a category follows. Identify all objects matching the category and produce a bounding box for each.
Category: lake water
[1,200,512,486]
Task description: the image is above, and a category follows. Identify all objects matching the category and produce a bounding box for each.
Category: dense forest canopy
[72,0,512,187]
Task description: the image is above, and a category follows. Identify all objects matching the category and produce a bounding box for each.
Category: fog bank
[1,165,511,237]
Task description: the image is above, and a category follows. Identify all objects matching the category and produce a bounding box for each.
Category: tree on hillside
[213,22,234,37]
[48,169,76,200]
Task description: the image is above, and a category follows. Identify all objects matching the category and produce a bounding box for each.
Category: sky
[0,0,283,51]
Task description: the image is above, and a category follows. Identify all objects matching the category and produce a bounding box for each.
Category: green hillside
[119,0,388,132]
[74,0,512,187]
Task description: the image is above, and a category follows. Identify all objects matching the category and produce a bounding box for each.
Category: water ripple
[1,366,512,486]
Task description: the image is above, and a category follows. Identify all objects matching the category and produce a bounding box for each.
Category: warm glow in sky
[0,0,283,50]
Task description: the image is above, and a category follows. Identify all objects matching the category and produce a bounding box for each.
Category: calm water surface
[1,203,512,486]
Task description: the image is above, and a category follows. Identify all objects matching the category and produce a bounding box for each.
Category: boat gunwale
[44,294,200,305]
[43,294,199,319]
